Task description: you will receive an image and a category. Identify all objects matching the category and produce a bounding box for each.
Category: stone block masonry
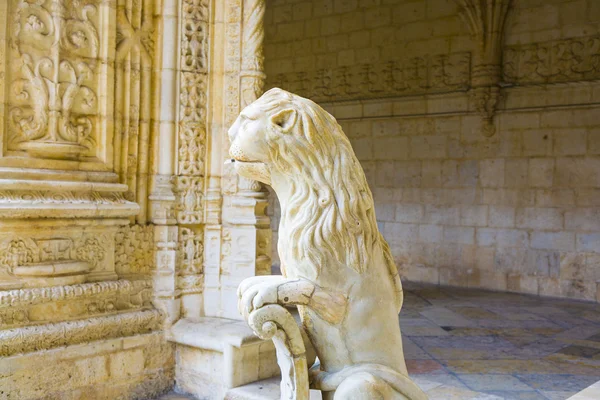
[264,0,600,302]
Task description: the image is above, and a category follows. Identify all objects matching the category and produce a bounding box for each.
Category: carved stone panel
[5,0,110,162]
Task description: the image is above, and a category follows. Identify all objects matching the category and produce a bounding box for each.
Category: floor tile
[406,359,446,374]
[457,374,533,391]
[557,345,600,359]
[420,307,477,327]
[540,391,579,400]
[483,392,548,400]
[516,374,600,392]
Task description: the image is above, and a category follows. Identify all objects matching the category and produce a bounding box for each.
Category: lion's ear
[270,108,297,133]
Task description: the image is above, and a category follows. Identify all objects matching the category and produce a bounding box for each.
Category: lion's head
[228,89,400,300]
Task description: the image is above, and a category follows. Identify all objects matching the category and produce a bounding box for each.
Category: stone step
[224,378,323,400]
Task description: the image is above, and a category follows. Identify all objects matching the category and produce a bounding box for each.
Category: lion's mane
[255,88,403,309]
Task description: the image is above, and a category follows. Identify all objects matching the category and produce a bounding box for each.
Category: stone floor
[156,283,600,400]
[401,282,600,399]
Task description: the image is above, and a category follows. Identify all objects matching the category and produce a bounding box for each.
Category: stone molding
[0,309,161,356]
[0,279,153,328]
[0,279,151,307]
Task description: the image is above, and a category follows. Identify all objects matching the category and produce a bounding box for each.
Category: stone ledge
[168,317,263,351]
[0,179,140,219]
[0,309,161,356]
[169,317,279,399]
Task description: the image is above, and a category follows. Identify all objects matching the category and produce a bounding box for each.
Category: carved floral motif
[176,0,208,224]
[174,176,204,224]
[266,53,471,103]
[177,227,203,275]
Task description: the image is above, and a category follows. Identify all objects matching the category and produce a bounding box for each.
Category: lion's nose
[229,143,250,161]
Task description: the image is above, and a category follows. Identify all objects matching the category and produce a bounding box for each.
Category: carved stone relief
[176,0,209,225]
[504,35,600,85]
[266,53,472,103]
[115,224,155,277]
[0,231,113,288]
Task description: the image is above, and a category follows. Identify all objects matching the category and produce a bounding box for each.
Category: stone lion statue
[228,88,427,400]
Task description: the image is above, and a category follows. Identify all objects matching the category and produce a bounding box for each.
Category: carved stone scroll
[248,304,309,400]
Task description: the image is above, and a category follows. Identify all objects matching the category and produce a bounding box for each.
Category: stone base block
[168,317,279,399]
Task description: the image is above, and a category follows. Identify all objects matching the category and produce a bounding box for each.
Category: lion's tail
[379,233,404,313]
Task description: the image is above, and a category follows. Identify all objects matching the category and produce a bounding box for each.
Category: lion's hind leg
[332,372,407,400]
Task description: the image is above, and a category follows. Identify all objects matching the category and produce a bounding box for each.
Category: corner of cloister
[0,0,599,399]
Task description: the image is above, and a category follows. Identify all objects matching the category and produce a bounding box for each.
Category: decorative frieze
[0,279,153,328]
[266,53,472,103]
[504,35,600,85]
[0,279,151,307]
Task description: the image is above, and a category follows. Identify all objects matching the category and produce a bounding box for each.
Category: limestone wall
[264,0,600,302]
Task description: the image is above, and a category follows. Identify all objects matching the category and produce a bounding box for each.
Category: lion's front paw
[240,281,283,318]
[238,276,287,318]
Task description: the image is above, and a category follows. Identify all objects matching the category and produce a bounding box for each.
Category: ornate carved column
[453,0,512,136]
[206,0,270,320]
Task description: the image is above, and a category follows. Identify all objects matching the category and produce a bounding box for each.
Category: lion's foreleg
[238,278,348,324]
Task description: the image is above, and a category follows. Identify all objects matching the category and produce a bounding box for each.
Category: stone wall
[0,332,174,400]
[264,0,600,302]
